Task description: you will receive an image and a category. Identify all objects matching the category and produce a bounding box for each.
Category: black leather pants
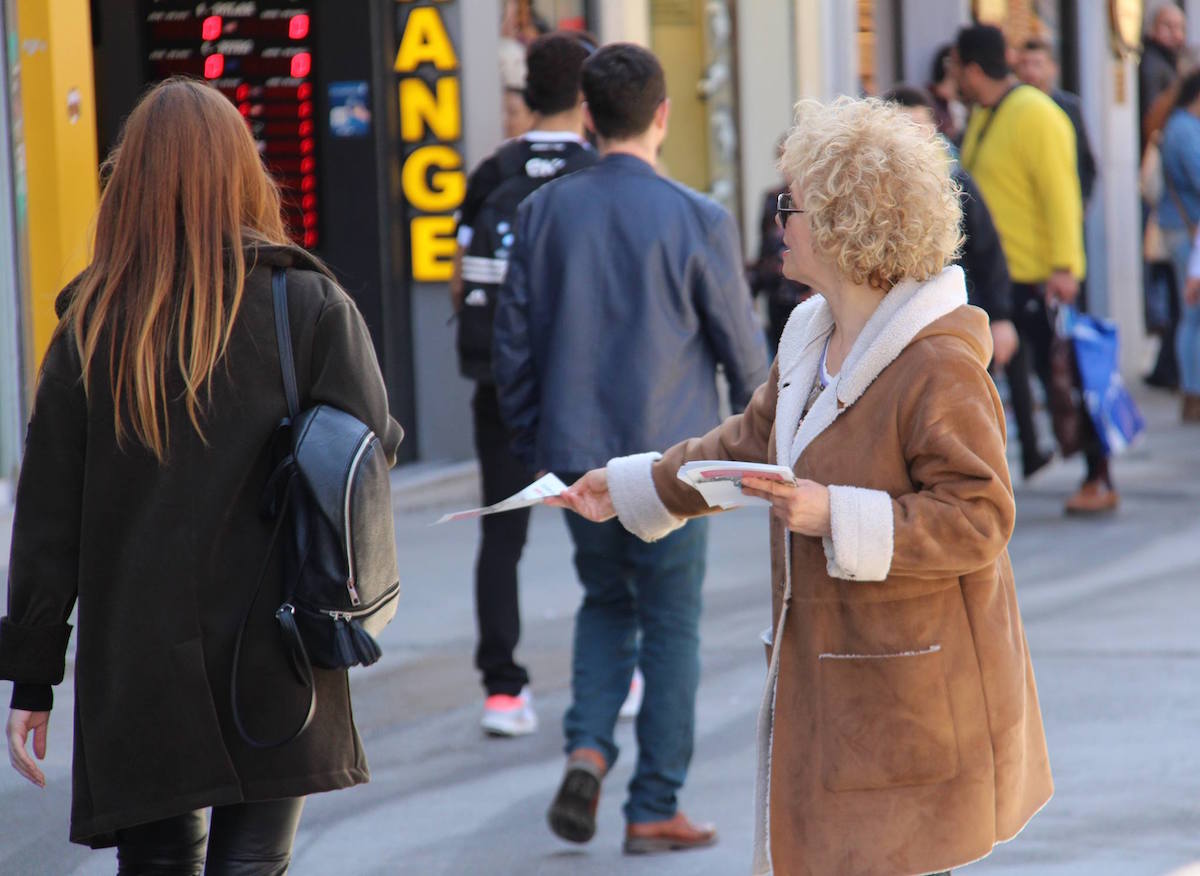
[115,798,305,875]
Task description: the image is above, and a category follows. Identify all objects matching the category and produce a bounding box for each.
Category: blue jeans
[1165,228,1200,393]
[561,512,708,825]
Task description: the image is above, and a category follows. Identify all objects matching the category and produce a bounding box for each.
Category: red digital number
[289,14,310,40]
[290,52,311,79]
[202,15,222,41]
[204,54,225,79]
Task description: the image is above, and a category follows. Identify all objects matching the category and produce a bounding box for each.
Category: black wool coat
[0,245,404,846]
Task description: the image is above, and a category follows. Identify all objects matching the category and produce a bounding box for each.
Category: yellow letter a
[394,7,458,73]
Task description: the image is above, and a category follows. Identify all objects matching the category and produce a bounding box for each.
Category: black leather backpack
[232,268,400,748]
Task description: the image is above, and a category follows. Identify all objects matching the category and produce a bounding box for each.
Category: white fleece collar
[774,266,968,467]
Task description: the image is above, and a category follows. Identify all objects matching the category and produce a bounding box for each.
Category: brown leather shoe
[624,812,718,854]
[547,748,606,844]
[1183,393,1200,423]
[1064,479,1119,515]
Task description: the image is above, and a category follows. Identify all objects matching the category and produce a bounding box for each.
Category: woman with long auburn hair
[1,77,403,871]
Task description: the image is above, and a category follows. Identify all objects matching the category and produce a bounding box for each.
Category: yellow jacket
[961,84,1085,283]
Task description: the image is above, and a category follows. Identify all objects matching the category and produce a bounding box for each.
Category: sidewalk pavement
[1,387,1198,875]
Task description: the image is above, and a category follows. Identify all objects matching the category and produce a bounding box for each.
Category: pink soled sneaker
[481,685,538,737]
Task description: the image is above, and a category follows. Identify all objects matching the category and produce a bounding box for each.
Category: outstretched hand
[7,709,49,788]
[547,468,615,523]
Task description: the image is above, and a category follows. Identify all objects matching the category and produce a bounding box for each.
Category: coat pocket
[818,644,959,792]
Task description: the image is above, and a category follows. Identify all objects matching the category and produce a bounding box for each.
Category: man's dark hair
[1175,68,1200,109]
[524,32,593,116]
[930,44,953,84]
[955,24,1010,80]
[581,43,666,140]
[882,84,937,112]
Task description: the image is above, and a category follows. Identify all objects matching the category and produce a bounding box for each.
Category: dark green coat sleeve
[309,298,404,464]
[0,356,87,698]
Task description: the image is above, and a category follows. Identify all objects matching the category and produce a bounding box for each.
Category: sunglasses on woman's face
[777,192,805,224]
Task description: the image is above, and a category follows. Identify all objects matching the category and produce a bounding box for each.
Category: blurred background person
[1017,38,1097,213]
[1141,3,1189,391]
[1156,69,1200,422]
[748,136,813,356]
[502,84,536,139]
[1141,1,1188,150]
[927,43,967,141]
[883,85,1017,372]
[954,25,1115,514]
[451,32,597,738]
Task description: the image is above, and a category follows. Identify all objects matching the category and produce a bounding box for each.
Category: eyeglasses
[777,192,805,224]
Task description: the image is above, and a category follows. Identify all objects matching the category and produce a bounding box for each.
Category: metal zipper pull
[347,578,361,606]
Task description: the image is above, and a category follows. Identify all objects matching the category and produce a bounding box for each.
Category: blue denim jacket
[1158,109,1200,231]
[493,153,769,473]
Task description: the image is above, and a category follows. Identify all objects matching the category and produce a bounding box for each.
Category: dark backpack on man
[232,268,400,748]
[457,138,594,381]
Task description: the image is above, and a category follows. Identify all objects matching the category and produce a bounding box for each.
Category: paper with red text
[677,461,796,509]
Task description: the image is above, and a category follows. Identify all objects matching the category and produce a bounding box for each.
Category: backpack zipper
[344,430,377,606]
[304,580,401,623]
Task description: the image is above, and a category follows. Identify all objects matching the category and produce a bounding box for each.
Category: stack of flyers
[676,461,796,509]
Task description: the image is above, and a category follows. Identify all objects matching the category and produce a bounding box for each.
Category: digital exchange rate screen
[144,1,319,248]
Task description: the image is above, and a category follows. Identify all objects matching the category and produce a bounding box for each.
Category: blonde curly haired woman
[553,98,1053,875]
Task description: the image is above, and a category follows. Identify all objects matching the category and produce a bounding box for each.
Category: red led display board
[144,1,318,248]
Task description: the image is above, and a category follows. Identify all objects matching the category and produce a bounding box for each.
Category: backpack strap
[229,267,317,749]
[230,478,318,750]
[273,268,300,419]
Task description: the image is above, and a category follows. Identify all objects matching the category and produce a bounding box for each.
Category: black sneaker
[547,751,605,844]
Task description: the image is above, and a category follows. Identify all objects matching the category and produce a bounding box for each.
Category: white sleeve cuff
[821,485,894,581]
[607,452,686,543]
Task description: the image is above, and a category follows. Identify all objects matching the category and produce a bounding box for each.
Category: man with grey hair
[1142,1,1187,140]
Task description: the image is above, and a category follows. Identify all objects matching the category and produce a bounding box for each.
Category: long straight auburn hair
[54,77,292,461]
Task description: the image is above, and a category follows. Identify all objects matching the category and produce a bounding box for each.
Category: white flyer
[435,473,569,524]
[676,460,796,509]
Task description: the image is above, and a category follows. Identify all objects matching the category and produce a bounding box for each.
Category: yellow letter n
[399,77,461,142]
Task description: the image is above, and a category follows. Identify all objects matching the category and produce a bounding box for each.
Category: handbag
[1047,305,1083,458]
[1064,307,1146,455]
[231,268,401,748]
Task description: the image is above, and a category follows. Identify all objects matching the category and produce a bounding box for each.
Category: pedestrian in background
[1156,68,1200,421]
[883,85,1018,370]
[1017,38,1097,209]
[494,42,767,855]
[1,78,402,870]
[553,96,1052,876]
[954,24,1117,514]
[450,31,598,739]
[927,43,967,141]
[1141,1,1189,390]
[1141,1,1188,151]
[748,137,813,355]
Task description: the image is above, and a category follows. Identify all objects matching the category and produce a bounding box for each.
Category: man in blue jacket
[494,42,767,855]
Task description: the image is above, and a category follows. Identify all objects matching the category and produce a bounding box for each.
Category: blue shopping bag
[1062,307,1146,455]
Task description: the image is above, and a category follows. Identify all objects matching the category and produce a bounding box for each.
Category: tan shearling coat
[606,267,1052,876]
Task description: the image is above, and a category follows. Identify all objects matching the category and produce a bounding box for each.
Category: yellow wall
[17,0,99,365]
[651,0,709,191]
